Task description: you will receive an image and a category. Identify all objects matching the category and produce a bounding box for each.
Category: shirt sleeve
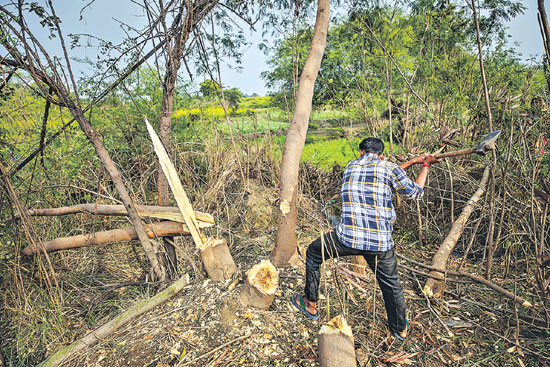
[390,165,424,200]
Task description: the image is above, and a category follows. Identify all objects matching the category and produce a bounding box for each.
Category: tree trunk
[272,0,330,267]
[350,256,367,276]
[424,165,490,297]
[318,315,356,367]
[539,0,550,60]
[70,108,166,282]
[159,59,180,279]
[538,0,550,91]
[22,221,191,255]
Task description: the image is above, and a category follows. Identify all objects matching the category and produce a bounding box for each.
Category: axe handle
[434,147,476,159]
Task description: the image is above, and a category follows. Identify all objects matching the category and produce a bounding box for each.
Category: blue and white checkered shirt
[336,153,424,251]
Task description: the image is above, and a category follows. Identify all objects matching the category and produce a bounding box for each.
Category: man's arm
[398,153,439,189]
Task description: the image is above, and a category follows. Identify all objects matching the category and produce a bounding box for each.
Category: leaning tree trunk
[71,108,166,281]
[39,274,190,367]
[423,165,490,297]
[271,0,330,267]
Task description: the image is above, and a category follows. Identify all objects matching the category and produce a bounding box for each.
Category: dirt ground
[60,229,547,367]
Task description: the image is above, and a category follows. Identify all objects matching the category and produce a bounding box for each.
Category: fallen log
[424,164,491,297]
[318,315,356,367]
[239,260,278,310]
[17,204,214,228]
[38,274,190,367]
[23,221,190,255]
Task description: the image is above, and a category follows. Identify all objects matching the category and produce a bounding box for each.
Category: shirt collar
[362,153,380,162]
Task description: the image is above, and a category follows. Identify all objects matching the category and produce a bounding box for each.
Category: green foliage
[200,79,221,98]
[262,0,536,132]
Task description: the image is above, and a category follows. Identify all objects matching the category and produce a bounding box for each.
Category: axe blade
[474,130,501,155]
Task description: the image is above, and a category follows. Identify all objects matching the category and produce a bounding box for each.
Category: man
[292,137,439,340]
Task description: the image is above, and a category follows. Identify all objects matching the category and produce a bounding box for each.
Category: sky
[6,0,549,96]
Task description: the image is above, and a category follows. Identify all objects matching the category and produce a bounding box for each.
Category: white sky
[5,0,548,96]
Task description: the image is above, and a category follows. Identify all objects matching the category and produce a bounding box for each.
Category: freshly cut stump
[350,256,367,275]
[239,260,278,310]
[199,239,237,281]
[319,315,356,367]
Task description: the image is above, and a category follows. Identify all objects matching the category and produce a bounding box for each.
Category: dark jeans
[304,231,407,333]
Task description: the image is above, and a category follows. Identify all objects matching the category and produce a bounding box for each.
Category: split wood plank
[145,118,204,247]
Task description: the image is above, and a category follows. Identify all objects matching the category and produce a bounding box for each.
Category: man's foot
[391,320,409,341]
[291,293,319,321]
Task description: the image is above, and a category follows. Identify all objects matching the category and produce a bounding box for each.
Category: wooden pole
[17,204,214,227]
[22,221,191,255]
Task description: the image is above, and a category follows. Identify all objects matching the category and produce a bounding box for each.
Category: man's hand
[422,154,440,166]
[400,153,441,171]
[412,153,429,165]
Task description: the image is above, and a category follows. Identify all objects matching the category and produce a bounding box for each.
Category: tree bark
[272,0,330,267]
[538,0,550,91]
[22,221,191,255]
[199,239,237,281]
[38,274,190,367]
[539,0,550,61]
[424,165,490,297]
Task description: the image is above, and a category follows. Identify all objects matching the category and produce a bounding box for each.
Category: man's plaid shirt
[336,153,424,251]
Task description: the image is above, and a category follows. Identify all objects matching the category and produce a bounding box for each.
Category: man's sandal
[291,293,320,321]
[391,320,409,341]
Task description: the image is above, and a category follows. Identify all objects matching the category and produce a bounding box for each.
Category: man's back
[336,153,423,251]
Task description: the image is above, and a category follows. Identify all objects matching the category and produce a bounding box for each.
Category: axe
[434,130,501,159]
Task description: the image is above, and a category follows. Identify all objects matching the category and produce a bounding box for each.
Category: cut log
[239,260,278,310]
[199,239,237,281]
[38,274,190,367]
[319,315,356,367]
[22,221,190,255]
[18,204,214,227]
[424,165,491,297]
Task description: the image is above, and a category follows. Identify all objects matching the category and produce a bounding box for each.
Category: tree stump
[319,315,356,367]
[239,260,278,310]
[199,239,237,281]
[350,256,367,275]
